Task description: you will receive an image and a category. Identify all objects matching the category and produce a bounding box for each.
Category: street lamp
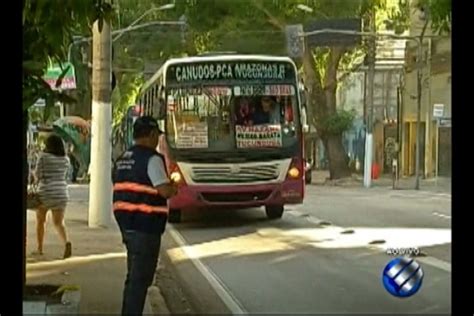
[67,20,186,62]
[296,5,329,19]
[67,3,178,62]
[113,3,175,42]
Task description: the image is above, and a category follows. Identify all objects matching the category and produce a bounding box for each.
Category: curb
[23,287,81,315]
[145,285,171,315]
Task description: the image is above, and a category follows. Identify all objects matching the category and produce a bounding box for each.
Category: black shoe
[63,242,72,259]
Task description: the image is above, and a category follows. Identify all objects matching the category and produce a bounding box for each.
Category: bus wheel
[265,205,284,220]
[168,209,182,223]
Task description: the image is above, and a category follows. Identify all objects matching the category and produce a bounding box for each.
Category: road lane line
[432,212,451,220]
[168,226,248,315]
[416,256,451,273]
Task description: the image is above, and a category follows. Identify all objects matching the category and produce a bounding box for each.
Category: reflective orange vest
[113,145,168,234]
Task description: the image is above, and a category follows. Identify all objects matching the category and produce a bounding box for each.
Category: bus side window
[144,93,149,115]
[139,96,145,114]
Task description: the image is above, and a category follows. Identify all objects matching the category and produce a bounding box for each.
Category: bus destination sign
[166,61,296,85]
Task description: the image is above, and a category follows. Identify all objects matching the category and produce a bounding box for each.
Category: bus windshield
[162,59,301,158]
[165,85,299,153]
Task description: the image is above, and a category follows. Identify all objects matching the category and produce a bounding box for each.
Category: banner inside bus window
[234,85,295,96]
[203,86,232,96]
[169,87,232,96]
[166,61,296,85]
[176,122,209,148]
[235,124,282,148]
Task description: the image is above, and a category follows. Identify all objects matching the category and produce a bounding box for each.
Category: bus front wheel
[168,209,182,223]
[265,205,284,220]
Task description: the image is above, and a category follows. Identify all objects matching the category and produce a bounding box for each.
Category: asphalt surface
[163,185,451,314]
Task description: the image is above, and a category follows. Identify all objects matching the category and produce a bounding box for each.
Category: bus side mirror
[300,105,309,133]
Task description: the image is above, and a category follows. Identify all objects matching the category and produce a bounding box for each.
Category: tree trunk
[322,82,352,179]
[324,134,352,179]
[321,47,352,179]
[65,89,91,119]
[302,42,325,130]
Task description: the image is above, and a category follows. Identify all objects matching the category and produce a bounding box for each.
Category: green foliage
[419,0,451,33]
[28,104,63,125]
[23,0,114,112]
[112,73,144,127]
[321,109,357,135]
[385,0,410,34]
[386,0,451,35]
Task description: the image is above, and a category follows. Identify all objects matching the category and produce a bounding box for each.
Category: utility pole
[89,12,112,227]
[414,16,429,190]
[364,9,376,188]
[414,61,423,190]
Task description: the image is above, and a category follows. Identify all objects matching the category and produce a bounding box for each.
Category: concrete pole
[424,38,432,178]
[414,43,423,190]
[364,9,376,188]
[435,119,439,184]
[89,17,112,227]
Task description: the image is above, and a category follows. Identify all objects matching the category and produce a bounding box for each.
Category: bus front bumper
[168,180,304,210]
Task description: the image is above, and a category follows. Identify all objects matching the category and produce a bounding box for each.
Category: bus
[134,54,307,222]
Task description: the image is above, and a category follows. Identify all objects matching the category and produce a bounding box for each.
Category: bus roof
[165,54,295,64]
[142,54,297,92]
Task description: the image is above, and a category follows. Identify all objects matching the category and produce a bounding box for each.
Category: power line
[120,29,284,36]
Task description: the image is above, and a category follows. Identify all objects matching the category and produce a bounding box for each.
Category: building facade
[401,3,451,177]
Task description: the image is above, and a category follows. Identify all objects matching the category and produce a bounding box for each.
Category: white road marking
[390,192,451,200]
[432,212,451,220]
[417,256,451,273]
[168,226,247,315]
[286,211,452,273]
[288,210,328,226]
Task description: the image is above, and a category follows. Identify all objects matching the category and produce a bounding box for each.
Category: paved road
[163,185,451,314]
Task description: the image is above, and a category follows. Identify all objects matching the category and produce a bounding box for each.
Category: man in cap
[112,116,178,315]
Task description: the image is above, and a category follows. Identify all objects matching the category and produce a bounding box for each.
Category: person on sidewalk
[67,145,80,183]
[113,116,178,316]
[33,134,72,259]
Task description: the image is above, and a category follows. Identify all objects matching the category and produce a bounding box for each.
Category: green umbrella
[52,116,90,166]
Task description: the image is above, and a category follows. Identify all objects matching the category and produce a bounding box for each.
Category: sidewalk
[310,170,451,195]
[25,184,170,315]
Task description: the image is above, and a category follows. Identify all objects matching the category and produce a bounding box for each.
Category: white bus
[133,54,307,222]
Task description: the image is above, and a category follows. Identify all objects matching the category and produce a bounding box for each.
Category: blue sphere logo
[382,256,424,298]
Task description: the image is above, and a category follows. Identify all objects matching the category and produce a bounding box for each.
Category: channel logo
[382,256,424,298]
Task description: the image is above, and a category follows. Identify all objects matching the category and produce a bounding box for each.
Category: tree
[109,0,191,132]
[23,0,113,289]
[241,0,388,179]
[23,0,113,111]
[387,0,451,35]
[110,0,402,179]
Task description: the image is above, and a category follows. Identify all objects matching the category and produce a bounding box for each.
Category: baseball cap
[133,116,163,138]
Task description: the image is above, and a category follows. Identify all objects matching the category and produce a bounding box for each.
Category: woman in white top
[33,134,72,259]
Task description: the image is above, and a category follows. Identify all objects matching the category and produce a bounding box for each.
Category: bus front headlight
[170,171,182,183]
[288,167,300,179]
